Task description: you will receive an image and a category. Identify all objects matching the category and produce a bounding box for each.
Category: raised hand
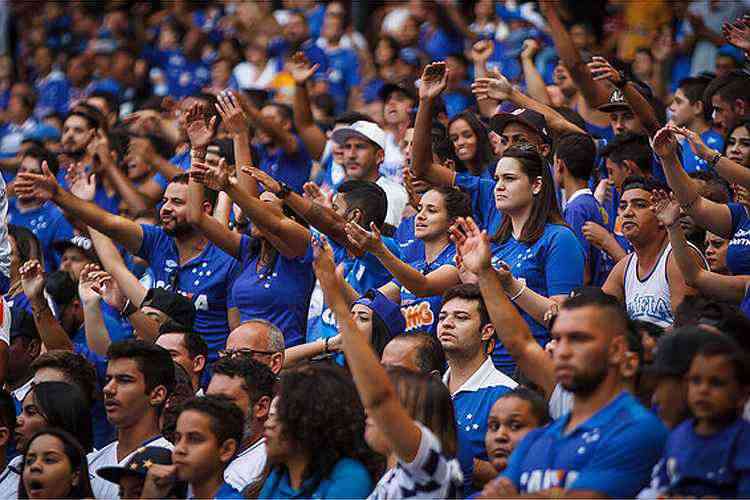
[448,217,492,274]
[345,221,386,256]
[520,38,540,61]
[242,166,281,194]
[587,56,623,85]
[185,102,217,149]
[303,181,330,207]
[68,164,97,201]
[15,161,60,202]
[191,158,232,191]
[91,270,126,310]
[20,260,45,300]
[722,15,750,51]
[667,124,715,160]
[215,90,249,136]
[469,39,494,63]
[403,166,423,210]
[471,70,513,101]
[582,221,613,250]
[479,477,519,499]
[651,126,679,158]
[311,234,337,279]
[419,62,448,100]
[88,129,112,170]
[78,263,103,305]
[288,52,320,85]
[651,189,681,228]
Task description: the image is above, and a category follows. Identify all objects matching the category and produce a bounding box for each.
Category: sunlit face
[351,304,374,339]
[493,157,538,215]
[160,182,192,237]
[619,188,661,244]
[726,125,750,167]
[342,137,382,180]
[17,156,43,202]
[156,333,194,380]
[173,410,230,484]
[449,119,478,163]
[485,397,542,472]
[61,115,95,156]
[669,88,700,127]
[58,247,92,281]
[383,91,413,126]
[704,231,729,274]
[103,358,155,427]
[605,158,627,191]
[415,189,450,241]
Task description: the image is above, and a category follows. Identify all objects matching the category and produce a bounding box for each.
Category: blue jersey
[309,235,402,342]
[70,311,132,348]
[679,130,725,174]
[5,291,31,313]
[395,215,418,249]
[254,136,312,194]
[8,200,74,272]
[420,24,464,61]
[316,41,361,114]
[490,224,584,374]
[648,417,750,498]
[137,224,241,361]
[213,482,245,499]
[563,190,610,287]
[727,203,750,276]
[34,70,70,118]
[229,235,315,348]
[259,458,373,499]
[142,47,211,98]
[268,38,329,80]
[446,358,516,496]
[397,241,456,334]
[503,391,668,498]
[454,172,502,234]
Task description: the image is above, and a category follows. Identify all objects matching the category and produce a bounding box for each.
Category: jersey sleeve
[729,203,748,235]
[567,417,668,497]
[563,204,592,259]
[545,227,585,296]
[324,459,374,499]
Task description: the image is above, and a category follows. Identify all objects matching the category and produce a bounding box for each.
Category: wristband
[121,299,137,317]
[708,152,722,168]
[277,182,292,199]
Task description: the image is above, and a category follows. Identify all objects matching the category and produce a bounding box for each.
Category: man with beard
[14,168,240,362]
[484,293,668,498]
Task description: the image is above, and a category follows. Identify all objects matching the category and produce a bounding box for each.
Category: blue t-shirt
[317,43,361,114]
[8,200,74,272]
[213,482,245,499]
[254,136,312,194]
[503,391,668,497]
[268,38,329,80]
[34,70,71,118]
[648,417,750,498]
[563,191,610,287]
[420,24,464,61]
[154,148,192,190]
[309,236,402,342]
[395,215,418,249]
[70,311,132,348]
[229,235,315,348]
[679,130,725,174]
[259,458,373,499]
[5,292,31,313]
[142,47,211,98]
[137,224,241,361]
[398,241,456,334]
[454,172,502,235]
[490,224,584,374]
[727,203,750,276]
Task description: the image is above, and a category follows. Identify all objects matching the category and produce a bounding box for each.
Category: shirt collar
[556,391,631,436]
[443,357,518,396]
[567,188,593,205]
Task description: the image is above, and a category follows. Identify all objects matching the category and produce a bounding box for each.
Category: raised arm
[215,90,258,199]
[652,126,734,237]
[520,39,552,105]
[451,218,555,398]
[78,264,113,357]
[345,221,459,297]
[14,162,144,254]
[412,62,456,187]
[672,124,750,189]
[289,53,327,160]
[469,41,500,118]
[240,93,298,156]
[313,236,423,463]
[652,190,748,303]
[20,260,73,351]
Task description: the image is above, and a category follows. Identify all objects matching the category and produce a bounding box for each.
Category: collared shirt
[0,455,22,499]
[443,357,517,496]
[503,391,667,498]
[224,438,267,492]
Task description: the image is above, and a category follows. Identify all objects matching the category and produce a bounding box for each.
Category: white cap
[331,121,386,151]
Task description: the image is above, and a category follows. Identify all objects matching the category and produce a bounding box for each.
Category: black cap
[141,288,196,330]
[490,108,552,144]
[379,79,417,103]
[598,80,654,113]
[10,307,39,342]
[645,327,720,378]
[45,271,78,309]
[97,446,180,484]
[52,236,98,263]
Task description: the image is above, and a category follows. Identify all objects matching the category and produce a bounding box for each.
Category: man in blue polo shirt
[485,293,668,499]
[15,166,240,362]
[439,283,517,496]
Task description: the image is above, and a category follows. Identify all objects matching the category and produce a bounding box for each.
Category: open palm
[451,217,491,274]
[185,103,217,149]
[651,190,681,227]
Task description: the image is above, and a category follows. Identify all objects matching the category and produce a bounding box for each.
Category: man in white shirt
[87,340,175,500]
[207,354,276,492]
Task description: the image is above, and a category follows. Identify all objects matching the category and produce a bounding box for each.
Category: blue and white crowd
[0,0,748,498]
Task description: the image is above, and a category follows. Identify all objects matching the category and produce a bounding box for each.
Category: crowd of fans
[0,0,747,498]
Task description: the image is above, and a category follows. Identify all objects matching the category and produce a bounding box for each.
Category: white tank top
[623,242,703,328]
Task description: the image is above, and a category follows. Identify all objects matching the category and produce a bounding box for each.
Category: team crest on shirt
[520,469,579,492]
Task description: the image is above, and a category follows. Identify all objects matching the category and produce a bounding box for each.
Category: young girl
[644,338,750,498]
[313,235,463,499]
[447,111,495,180]
[18,428,94,499]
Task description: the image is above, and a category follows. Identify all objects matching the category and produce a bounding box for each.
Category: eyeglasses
[218,348,277,358]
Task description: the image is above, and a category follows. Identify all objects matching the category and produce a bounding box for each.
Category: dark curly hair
[274,364,380,493]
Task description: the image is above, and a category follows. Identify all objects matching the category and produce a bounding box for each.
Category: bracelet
[509,280,527,301]
[708,152,722,168]
[324,336,330,354]
[277,182,292,199]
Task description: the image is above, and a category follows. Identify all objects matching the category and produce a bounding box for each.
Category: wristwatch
[277,181,292,199]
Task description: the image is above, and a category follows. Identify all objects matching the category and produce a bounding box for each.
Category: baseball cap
[332,120,386,150]
[490,108,552,144]
[379,78,418,103]
[97,446,186,492]
[598,80,654,113]
[141,288,196,330]
[645,327,720,378]
[354,289,406,340]
[53,236,98,263]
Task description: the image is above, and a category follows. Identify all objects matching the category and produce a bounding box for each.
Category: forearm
[88,228,148,307]
[509,88,585,135]
[522,57,552,105]
[660,151,702,206]
[83,301,111,356]
[213,191,232,225]
[293,83,326,159]
[376,248,439,297]
[285,192,349,247]
[413,97,454,186]
[30,297,74,351]
[151,154,183,181]
[284,338,329,368]
[232,134,259,199]
[715,156,750,189]
[600,235,628,263]
[666,223,705,287]
[623,82,660,136]
[508,278,556,326]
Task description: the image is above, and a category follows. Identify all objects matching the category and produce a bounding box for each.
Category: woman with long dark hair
[18,428,94,499]
[447,111,495,179]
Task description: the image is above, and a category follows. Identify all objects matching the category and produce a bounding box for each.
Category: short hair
[704,71,750,108]
[673,296,750,353]
[178,395,244,450]
[212,354,276,403]
[678,76,713,120]
[497,387,551,426]
[157,329,208,361]
[389,332,446,375]
[695,337,750,386]
[691,171,731,204]
[601,133,652,175]
[621,175,666,195]
[442,283,491,329]
[107,340,176,397]
[427,186,472,220]
[561,291,629,335]
[556,133,596,181]
[22,144,59,176]
[30,351,98,406]
[338,180,388,230]
[244,319,285,352]
[0,389,15,434]
[66,106,102,130]
[170,173,218,209]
